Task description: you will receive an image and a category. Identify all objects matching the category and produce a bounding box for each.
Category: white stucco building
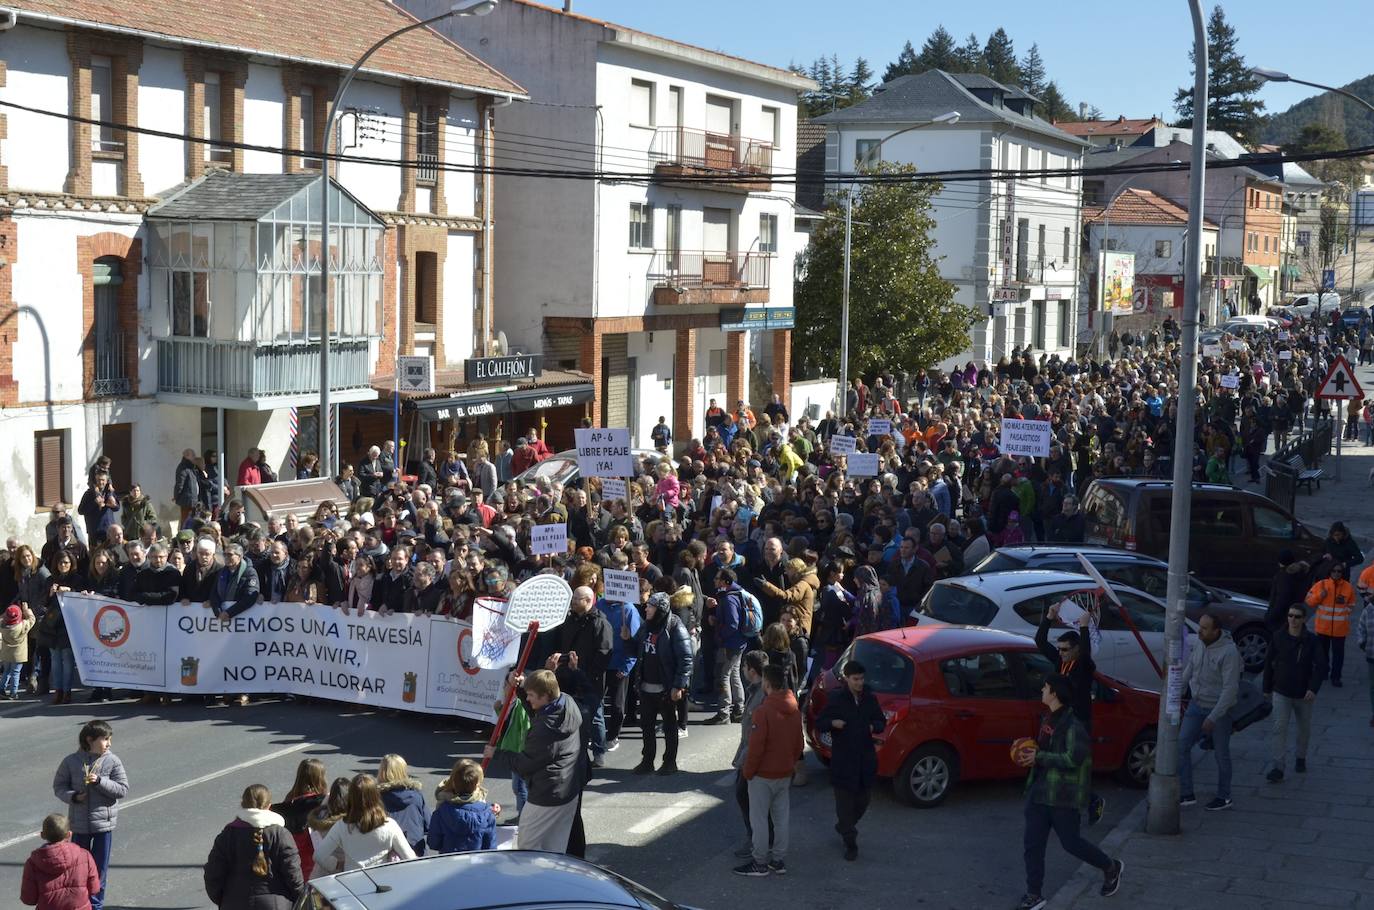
[815,70,1088,369]
[0,0,526,538]
[408,0,815,447]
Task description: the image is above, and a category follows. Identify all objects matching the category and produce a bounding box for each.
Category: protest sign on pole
[529,522,568,555]
[471,597,521,670]
[829,434,857,456]
[600,477,627,503]
[1278,350,1292,360]
[603,568,642,603]
[574,428,633,478]
[1219,373,1240,390]
[847,452,880,476]
[998,418,1052,458]
[1202,343,1223,358]
[867,418,892,438]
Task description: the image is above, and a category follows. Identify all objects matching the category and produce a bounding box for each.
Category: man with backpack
[707,568,759,725]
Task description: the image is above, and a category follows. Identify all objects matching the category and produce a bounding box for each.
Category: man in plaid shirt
[1013,674,1123,910]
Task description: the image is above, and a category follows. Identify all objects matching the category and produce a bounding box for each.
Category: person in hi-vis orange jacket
[1306,563,1357,687]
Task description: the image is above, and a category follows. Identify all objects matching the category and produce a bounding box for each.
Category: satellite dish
[494,331,509,356]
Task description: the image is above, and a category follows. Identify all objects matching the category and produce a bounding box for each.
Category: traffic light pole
[1146,0,1208,836]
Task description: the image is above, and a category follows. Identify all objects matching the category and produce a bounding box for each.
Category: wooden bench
[1285,453,1324,494]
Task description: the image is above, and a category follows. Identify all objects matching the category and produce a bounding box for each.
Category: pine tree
[848,57,875,103]
[882,40,919,84]
[955,33,987,74]
[915,25,960,74]
[1019,43,1047,98]
[1086,105,1104,120]
[983,28,1020,86]
[1040,81,1076,122]
[1173,5,1266,145]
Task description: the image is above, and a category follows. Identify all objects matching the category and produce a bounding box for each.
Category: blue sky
[567,0,1367,123]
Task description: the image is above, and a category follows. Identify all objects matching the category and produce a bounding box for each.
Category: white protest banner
[1278,330,1291,341]
[529,522,568,555]
[998,417,1052,458]
[1229,339,1247,351]
[847,452,881,476]
[867,418,892,438]
[471,597,521,670]
[829,434,857,456]
[603,568,642,604]
[1279,350,1293,360]
[600,478,627,503]
[574,427,633,478]
[1202,343,1223,358]
[1220,373,1241,389]
[61,593,507,721]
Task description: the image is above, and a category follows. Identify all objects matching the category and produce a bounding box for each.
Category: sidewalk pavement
[1049,655,1374,909]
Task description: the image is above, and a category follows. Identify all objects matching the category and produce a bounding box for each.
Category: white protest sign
[61,593,508,721]
[574,427,633,478]
[529,522,568,555]
[1220,373,1241,389]
[471,597,521,669]
[600,478,627,503]
[867,418,892,438]
[1279,350,1293,360]
[829,434,857,456]
[1229,339,1247,351]
[504,573,571,633]
[603,568,642,604]
[1202,344,1223,358]
[1278,330,1290,341]
[998,417,1052,458]
[847,452,881,476]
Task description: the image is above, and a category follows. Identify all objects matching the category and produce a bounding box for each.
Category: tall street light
[837,111,960,415]
[1147,0,1209,836]
[1251,68,1374,306]
[317,0,499,476]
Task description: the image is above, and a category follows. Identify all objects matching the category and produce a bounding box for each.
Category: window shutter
[34,432,64,508]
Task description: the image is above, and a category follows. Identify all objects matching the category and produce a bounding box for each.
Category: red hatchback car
[805,625,1159,808]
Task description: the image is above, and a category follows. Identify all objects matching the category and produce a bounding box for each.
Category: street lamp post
[1147,0,1209,837]
[837,111,960,415]
[317,0,498,476]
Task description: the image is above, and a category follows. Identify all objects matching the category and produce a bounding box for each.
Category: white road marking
[0,741,313,852]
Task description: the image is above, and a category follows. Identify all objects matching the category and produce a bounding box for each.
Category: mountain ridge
[1261,74,1374,149]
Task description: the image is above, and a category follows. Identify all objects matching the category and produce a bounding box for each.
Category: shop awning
[413,382,593,420]
[1282,264,1301,279]
[1245,264,1274,287]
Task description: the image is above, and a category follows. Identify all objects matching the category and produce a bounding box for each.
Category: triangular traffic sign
[1316,354,1364,400]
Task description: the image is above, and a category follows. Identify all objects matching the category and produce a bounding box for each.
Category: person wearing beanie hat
[628,592,693,776]
[1,603,36,699]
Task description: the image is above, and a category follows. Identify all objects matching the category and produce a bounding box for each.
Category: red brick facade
[0,218,18,406]
[65,31,144,198]
[770,329,791,408]
[673,328,696,443]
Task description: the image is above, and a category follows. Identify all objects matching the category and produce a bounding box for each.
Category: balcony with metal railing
[648,250,770,306]
[93,333,132,399]
[156,338,373,410]
[648,127,774,194]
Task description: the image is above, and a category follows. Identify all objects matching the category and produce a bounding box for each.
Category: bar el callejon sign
[465,354,543,385]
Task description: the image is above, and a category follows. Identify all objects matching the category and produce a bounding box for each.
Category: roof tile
[1084,188,1218,228]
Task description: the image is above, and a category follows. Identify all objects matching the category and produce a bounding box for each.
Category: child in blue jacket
[428,759,499,854]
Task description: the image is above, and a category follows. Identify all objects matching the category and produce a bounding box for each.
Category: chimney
[564,0,573,10]
[1078,102,1088,119]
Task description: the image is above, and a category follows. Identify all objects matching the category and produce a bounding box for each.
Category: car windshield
[972,551,1027,574]
[523,457,577,485]
[923,584,999,626]
[837,639,915,695]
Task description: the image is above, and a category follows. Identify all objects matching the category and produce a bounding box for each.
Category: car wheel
[895,744,958,808]
[1234,624,1269,674]
[1117,728,1156,788]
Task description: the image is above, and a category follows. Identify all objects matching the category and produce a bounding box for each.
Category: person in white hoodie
[311,774,415,877]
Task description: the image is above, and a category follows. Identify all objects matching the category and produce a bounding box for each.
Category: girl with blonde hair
[377,754,427,856]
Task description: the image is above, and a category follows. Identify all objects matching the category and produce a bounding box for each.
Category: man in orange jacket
[1306,562,1357,687]
[735,664,803,878]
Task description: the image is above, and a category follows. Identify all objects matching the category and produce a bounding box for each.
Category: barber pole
[288,407,300,473]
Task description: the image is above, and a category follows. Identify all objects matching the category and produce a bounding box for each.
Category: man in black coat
[547,586,613,766]
[814,660,885,861]
[1266,550,1312,630]
[1263,604,1327,782]
[885,537,932,622]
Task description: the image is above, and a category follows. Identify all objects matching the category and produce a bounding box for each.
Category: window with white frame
[630,79,655,127]
[759,213,778,253]
[299,87,319,168]
[90,56,117,153]
[855,139,881,168]
[666,86,683,129]
[1062,226,1071,262]
[204,72,231,163]
[1155,240,1172,258]
[629,202,654,249]
[761,106,780,148]
[417,105,440,185]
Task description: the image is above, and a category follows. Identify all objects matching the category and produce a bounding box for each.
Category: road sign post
[1315,354,1364,482]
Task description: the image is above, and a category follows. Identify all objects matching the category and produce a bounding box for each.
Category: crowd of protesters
[9,300,1374,899]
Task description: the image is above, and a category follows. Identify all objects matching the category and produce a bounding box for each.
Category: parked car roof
[864,619,1058,661]
[308,850,689,910]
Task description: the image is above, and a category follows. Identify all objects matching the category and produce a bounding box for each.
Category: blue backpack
[739,589,764,638]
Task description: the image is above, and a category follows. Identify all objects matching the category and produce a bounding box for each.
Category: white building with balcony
[0,0,524,537]
[815,71,1088,367]
[412,0,815,447]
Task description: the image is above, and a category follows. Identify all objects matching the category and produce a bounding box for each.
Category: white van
[1286,292,1341,318]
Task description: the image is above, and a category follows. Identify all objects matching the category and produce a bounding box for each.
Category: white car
[1286,293,1341,318]
[920,570,1196,692]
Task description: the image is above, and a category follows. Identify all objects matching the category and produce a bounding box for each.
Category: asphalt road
[0,693,1138,910]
